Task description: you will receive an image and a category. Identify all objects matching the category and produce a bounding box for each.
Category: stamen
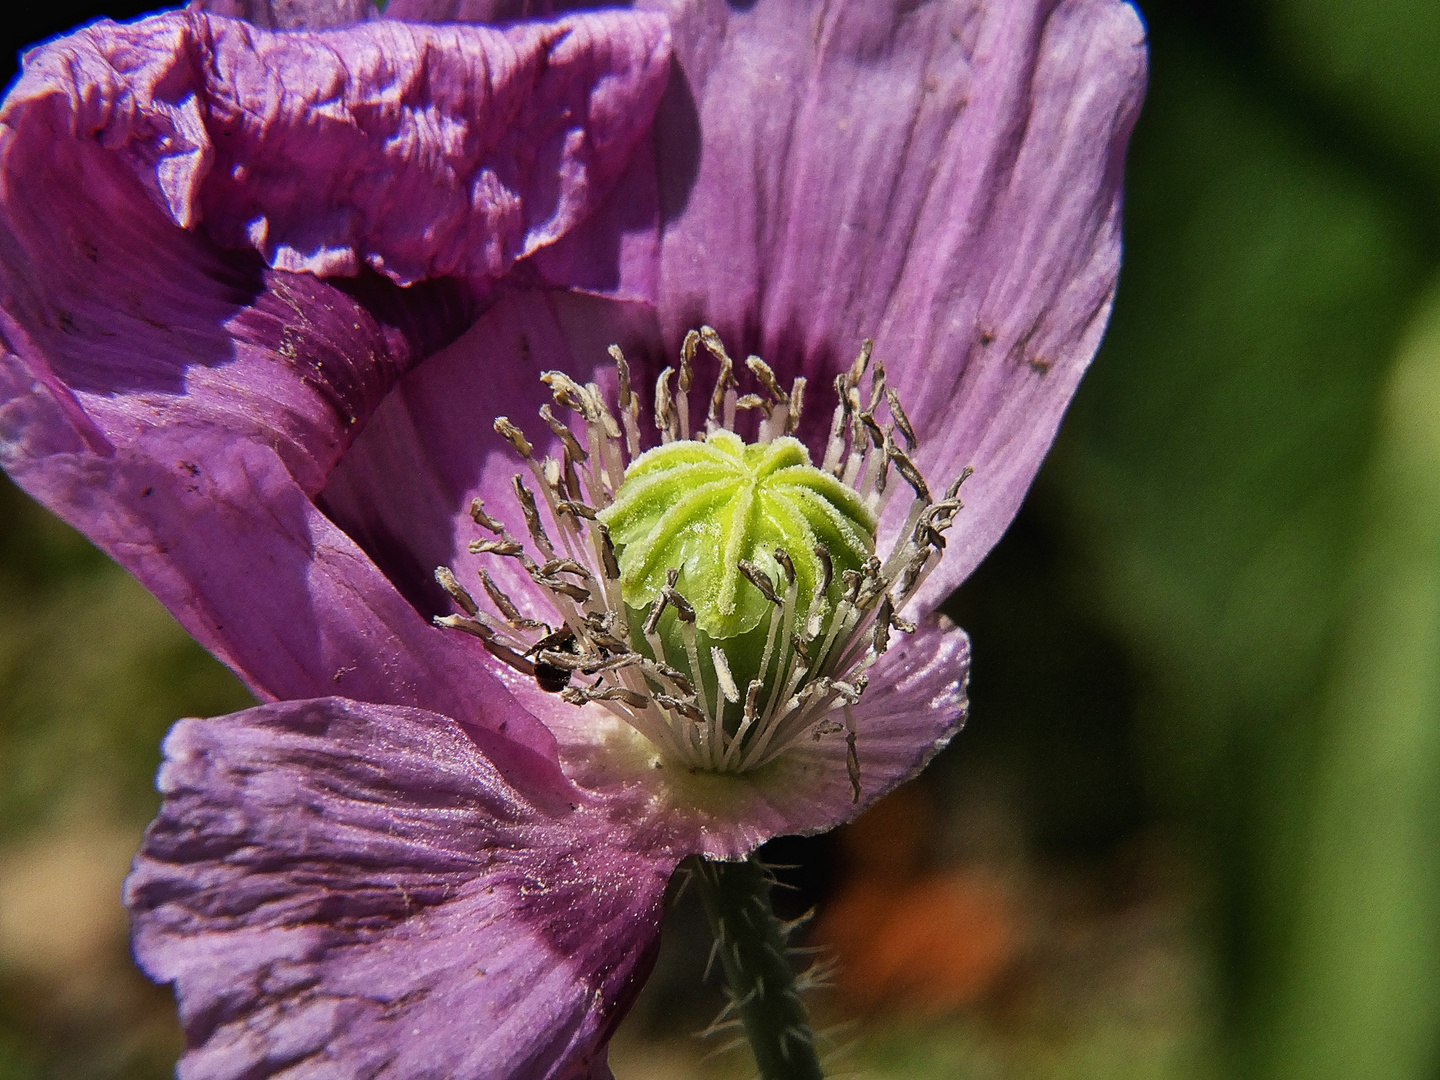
[655,366,678,444]
[738,560,781,606]
[435,328,966,777]
[677,332,697,441]
[493,416,532,459]
[886,436,931,502]
[512,475,555,559]
[434,566,478,616]
[469,537,526,557]
[470,497,504,533]
[712,646,741,704]
[594,521,622,581]
[885,387,917,449]
[822,379,848,474]
[477,567,543,630]
[610,345,643,459]
[700,326,737,434]
[539,405,587,464]
[867,357,887,416]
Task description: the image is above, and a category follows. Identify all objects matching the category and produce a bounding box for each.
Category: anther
[539,558,593,581]
[743,677,763,715]
[657,694,705,724]
[511,475,555,557]
[643,589,670,637]
[494,416,532,458]
[787,377,806,434]
[538,577,592,603]
[867,357,887,415]
[540,456,567,501]
[539,405,587,463]
[947,465,975,500]
[663,584,697,623]
[642,657,695,698]
[860,412,887,449]
[436,615,538,677]
[823,380,848,474]
[434,566,478,616]
[594,521,622,581]
[580,613,629,654]
[535,648,592,671]
[655,366,678,443]
[701,335,737,431]
[678,332,697,441]
[886,435,931,502]
[845,720,861,804]
[611,345,633,410]
[848,340,873,388]
[735,393,770,416]
[469,538,525,557]
[774,548,796,587]
[541,371,591,418]
[738,560,781,606]
[477,567,542,629]
[712,646,741,703]
[885,387,917,449]
[433,612,490,639]
[588,381,624,443]
[563,684,651,710]
[813,544,833,594]
[610,344,643,457]
[746,354,788,406]
[896,547,932,598]
[556,499,598,520]
[470,497,504,533]
[872,595,894,655]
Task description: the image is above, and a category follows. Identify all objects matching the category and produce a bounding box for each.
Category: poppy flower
[0,1,1145,1076]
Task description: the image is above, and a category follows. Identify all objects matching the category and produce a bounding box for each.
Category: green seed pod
[598,431,877,709]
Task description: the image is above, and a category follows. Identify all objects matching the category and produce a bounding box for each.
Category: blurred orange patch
[816,786,1021,1014]
[819,871,1019,1014]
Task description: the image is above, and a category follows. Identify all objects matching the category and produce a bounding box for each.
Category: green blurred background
[3,0,1440,1076]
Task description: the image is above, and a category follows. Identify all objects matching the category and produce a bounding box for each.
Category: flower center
[433,328,969,785]
[598,430,875,711]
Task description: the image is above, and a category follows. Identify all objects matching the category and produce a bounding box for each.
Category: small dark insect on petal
[534,662,573,693]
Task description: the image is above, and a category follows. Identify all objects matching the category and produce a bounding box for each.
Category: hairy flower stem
[692,856,825,1080]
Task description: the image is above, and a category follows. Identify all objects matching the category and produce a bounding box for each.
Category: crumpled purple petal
[127,696,676,1080]
[13,10,671,284]
[197,0,379,29]
[0,9,670,729]
[198,0,604,27]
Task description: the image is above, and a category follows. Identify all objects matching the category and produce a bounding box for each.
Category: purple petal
[0,10,669,721]
[320,0,1145,625]
[195,0,547,28]
[641,0,1146,608]
[0,359,570,769]
[319,289,658,620]
[196,0,379,28]
[10,10,671,284]
[127,697,676,1080]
